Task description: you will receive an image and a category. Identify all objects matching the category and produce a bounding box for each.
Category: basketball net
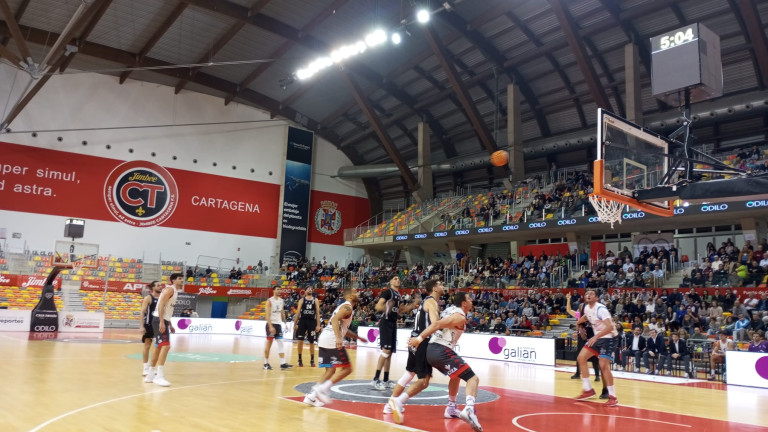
[71,260,85,277]
[588,194,624,229]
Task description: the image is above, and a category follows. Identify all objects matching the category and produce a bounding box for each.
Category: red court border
[287,385,764,432]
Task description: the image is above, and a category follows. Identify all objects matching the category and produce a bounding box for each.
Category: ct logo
[104,161,178,227]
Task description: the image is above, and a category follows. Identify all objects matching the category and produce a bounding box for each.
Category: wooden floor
[3,330,767,432]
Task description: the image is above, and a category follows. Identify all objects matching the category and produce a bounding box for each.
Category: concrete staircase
[60,288,86,311]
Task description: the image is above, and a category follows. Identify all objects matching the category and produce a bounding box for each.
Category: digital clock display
[651,24,699,53]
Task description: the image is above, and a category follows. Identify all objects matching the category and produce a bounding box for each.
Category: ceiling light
[365,29,387,47]
[416,8,430,23]
[391,32,402,45]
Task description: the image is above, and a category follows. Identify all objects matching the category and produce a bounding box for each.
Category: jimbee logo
[104,161,178,227]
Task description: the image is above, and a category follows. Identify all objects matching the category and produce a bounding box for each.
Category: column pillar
[625,43,642,123]
[507,84,524,184]
[413,122,433,202]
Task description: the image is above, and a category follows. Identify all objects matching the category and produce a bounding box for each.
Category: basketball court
[2,330,765,432]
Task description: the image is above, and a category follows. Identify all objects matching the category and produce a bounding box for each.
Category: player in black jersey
[371,275,416,390]
[139,281,162,376]
[294,286,322,367]
[567,293,608,398]
[385,279,444,424]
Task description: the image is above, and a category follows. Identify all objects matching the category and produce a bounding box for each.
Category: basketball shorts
[296,319,317,343]
[266,323,283,340]
[142,322,155,343]
[405,336,432,379]
[379,320,397,352]
[426,343,470,379]
[584,337,615,362]
[318,346,351,368]
[151,316,170,347]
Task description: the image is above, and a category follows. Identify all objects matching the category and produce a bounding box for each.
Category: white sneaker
[383,400,405,414]
[143,371,155,383]
[153,376,171,387]
[386,380,396,389]
[459,406,483,431]
[142,364,150,376]
[389,399,404,424]
[617,366,624,371]
[373,380,386,391]
[314,385,331,404]
[665,371,671,376]
[444,405,461,419]
[303,394,324,407]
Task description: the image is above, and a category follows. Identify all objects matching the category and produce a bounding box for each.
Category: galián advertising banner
[0,141,280,237]
[278,127,313,265]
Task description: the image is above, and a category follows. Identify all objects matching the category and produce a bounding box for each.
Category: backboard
[51,241,99,269]
[594,109,674,217]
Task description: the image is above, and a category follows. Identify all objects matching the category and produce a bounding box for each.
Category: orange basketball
[490,150,509,167]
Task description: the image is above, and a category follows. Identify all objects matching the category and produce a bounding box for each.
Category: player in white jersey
[144,273,182,387]
[409,291,483,432]
[303,287,367,407]
[264,286,293,370]
[574,289,619,406]
[385,279,444,424]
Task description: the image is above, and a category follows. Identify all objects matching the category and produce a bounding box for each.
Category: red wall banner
[79,279,147,293]
[0,274,61,289]
[0,141,281,237]
[307,190,370,245]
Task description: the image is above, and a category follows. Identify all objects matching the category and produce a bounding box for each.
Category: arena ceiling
[1,0,768,210]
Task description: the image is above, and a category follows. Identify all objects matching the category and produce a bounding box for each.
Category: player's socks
[373,370,381,381]
[607,385,616,397]
[465,395,476,409]
[281,358,287,365]
[396,393,410,404]
[383,372,389,383]
[582,378,592,391]
[319,380,333,392]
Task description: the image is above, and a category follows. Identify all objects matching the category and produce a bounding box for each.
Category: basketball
[490,150,508,167]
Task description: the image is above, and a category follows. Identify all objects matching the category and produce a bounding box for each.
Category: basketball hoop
[589,194,624,229]
[70,260,85,277]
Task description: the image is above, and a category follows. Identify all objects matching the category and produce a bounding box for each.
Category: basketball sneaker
[444,405,461,419]
[386,380,396,389]
[389,399,404,424]
[604,395,618,407]
[153,376,171,387]
[298,360,303,367]
[459,406,483,431]
[303,394,324,407]
[574,389,596,400]
[599,388,609,399]
[314,385,332,405]
[383,400,405,414]
[373,380,386,391]
[143,370,155,383]
[280,363,294,370]
[310,361,316,367]
[264,363,273,370]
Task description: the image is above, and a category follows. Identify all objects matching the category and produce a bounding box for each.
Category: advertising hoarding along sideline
[356,326,555,366]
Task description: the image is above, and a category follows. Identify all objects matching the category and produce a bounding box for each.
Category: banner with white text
[278,127,314,265]
[0,141,280,237]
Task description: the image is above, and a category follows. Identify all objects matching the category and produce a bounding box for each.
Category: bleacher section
[350,144,768,242]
